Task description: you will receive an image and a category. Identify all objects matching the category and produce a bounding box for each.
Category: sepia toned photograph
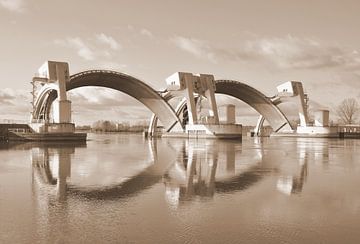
[1,0,359,243]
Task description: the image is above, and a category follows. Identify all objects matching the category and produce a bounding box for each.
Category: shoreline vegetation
[75,120,260,135]
[76,120,149,133]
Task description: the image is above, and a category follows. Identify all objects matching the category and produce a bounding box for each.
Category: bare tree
[336,98,360,124]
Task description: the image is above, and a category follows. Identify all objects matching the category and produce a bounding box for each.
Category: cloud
[171,36,217,62]
[245,36,360,69]
[0,88,31,122]
[171,35,360,70]
[0,0,24,13]
[140,29,154,39]
[0,88,29,105]
[96,33,121,50]
[54,37,95,61]
[54,34,123,62]
[97,61,127,71]
[0,86,151,124]
[0,89,16,105]
[69,87,148,111]
[69,87,151,123]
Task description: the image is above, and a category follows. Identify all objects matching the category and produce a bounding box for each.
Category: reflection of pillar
[226,143,235,173]
[56,148,72,201]
[292,140,308,194]
[205,144,218,196]
[185,145,196,197]
[31,145,77,243]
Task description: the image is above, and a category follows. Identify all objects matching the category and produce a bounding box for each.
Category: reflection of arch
[32,140,177,201]
[32,70,182,132]
[214,80,292,132]
[163,139,278,205]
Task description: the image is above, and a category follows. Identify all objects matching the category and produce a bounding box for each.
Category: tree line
[75,98,360,131]
[76,120,149,133]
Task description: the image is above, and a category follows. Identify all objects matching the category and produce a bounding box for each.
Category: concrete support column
[201,75,219,124]
[184,74,197,125]
[55,63,72,123]
[226,104,236,124]
[293,82,309,127]
[205,89,220,124]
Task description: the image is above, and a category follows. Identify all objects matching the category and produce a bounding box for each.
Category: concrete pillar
[226,104,236,124]
[293,82,309,127]
[55,63,71,123]
[277,81,309,127]
[314,110,329,127]
[184,74,198,125]
[201,75,219,124]
[56,64,68,101]
[37,61,72,124]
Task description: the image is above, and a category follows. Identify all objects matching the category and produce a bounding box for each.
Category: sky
[1,0,360,125]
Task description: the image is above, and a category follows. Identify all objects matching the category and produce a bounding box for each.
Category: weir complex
[0,60,352,141]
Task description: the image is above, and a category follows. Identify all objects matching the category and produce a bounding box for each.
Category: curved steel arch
[147,93,202,136]
[149,80,293,135]
[32,70,182,132]
[214,80,293,132]
[254,95,307,135]
[32,84,59,122]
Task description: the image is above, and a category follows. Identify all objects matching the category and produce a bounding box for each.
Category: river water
[0,133,359,243]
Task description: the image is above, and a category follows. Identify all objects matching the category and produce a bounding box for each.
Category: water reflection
[163,141,219,204]
[2,135,359,243]
[29,137,323,207]
[31,140,177,201]
[163,139,278,206]
[276,138,331,195]
[32,146,74,201]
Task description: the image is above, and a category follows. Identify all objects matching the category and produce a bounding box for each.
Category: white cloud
[0,86,151,124]
[171,36,216,62]
[0,88,31,122]
[97,61,127,71]
[96,33,121,50]
[69,87,151,123]
[54,34,123,62]
[140,29,154,39]
[54,37,95,61]
[244,36,360,69]
[171,35,360,70]
[0,0,24,13]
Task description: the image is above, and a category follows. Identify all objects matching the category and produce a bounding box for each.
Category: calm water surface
[1,133,360,243]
